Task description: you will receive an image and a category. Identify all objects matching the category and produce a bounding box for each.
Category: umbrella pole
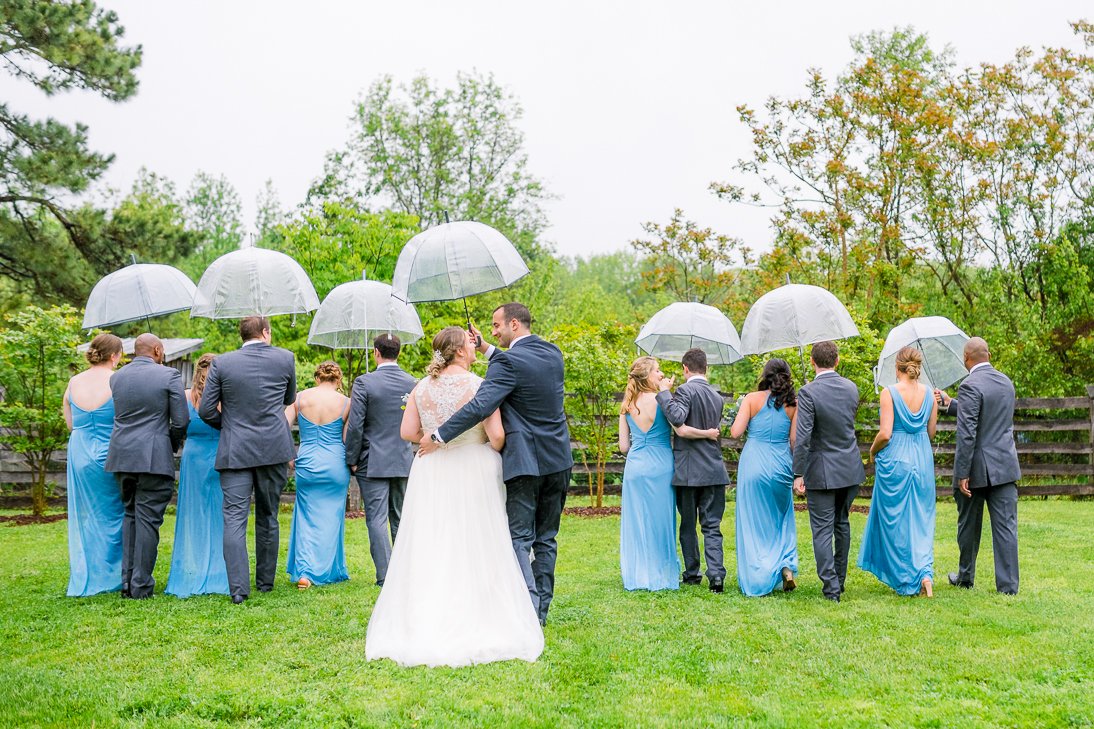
[799,345,808,384]
[463,297,481,346]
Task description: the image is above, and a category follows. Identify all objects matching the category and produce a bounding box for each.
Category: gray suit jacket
[345,364,418,477]
[437,335,573,482]
[945,364,1021,488]
[199,342,297,471]
[656,377,729,488]
[105,356,188,477]
[793,371,865,490]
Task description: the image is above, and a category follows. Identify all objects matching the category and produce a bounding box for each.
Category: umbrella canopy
[190,247,319,319]
[875,316,969,391]
[636,302,743,365]
[83,263,197,329]
[390,221,529,303]
[308,276,424,349]
[740,284,859,354]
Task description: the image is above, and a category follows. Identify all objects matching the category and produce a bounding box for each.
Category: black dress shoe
[257,586,272,593]
[948,572,972,589]
[681,574,703,586]
[709,579,724,593]
[231,594,246,604]
[825,595,840,603]
[539,617,547,627]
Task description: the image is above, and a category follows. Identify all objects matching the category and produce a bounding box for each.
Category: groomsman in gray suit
[105,334,189,599]
[793,340,865,602]
[200,316,297,604]
[657,348,729,592]
[345,333,418,585]
[935,337,1021,594]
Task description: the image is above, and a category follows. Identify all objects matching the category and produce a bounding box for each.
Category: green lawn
[2,501,1092,728]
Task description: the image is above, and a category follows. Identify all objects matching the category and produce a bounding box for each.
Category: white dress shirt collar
[814,369,838,378]
[376,361,397,369]
[241,338,265,348]
[970,362,991,374]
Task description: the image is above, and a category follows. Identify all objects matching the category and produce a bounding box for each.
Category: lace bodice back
[415,372,488,446]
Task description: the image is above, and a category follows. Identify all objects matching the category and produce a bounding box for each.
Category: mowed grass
[1,500,1092,728]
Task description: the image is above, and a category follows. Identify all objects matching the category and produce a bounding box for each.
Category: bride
[365,326,544,667]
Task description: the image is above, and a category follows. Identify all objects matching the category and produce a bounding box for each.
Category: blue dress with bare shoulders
[858,385,936,595]
[287,414,350,585]
[66,400,123,596]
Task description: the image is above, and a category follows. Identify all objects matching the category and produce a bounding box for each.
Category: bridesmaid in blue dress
[285,361,352,589]
[62,333,125,597]
[730,358,800,596]
[859,346,939,597]
[166,354,229,598]
[618,357,718,591]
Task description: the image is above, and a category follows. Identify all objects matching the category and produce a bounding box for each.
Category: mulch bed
[564,506,621,518]
[794,502,870,514]
[0,513,68,526]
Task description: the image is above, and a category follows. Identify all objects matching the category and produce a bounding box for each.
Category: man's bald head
[964,337,990,366]
[134,333,164,363]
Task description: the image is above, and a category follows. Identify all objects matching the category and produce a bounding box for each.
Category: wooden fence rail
[3,386,1092,501]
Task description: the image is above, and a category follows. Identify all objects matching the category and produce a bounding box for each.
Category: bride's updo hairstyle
[85,333,123,366]
[620,356,659,415]
[896,346,924,381]
[314,360,344,391]
[757,358,797,410]
[427,326,469,379]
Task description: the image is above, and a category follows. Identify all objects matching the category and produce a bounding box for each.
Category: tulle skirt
[365,441,544,667]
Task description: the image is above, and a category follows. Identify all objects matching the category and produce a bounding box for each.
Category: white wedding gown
[365,371,544,667]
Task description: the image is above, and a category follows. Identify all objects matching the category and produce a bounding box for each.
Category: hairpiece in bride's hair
[431,349,447,368]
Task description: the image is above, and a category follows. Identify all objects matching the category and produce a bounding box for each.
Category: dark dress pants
[354,474,394,584]
[119,472,174,598]
[805,484,860,600]
[675,485,727,581]
[388,476,407,543]
[954,482,1019,594]
[506,469,570,622]
[220,463,287,599]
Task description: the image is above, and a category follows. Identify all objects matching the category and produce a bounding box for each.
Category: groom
[418,303,572,626]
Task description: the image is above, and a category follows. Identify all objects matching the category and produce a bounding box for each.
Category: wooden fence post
[1088,385,1094,469]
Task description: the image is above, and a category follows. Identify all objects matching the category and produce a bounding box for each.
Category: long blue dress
[287,414,350,585]
[735,396,798,596]
[66,400,123,597]
[620,406,680,591]
[858,384,936,595]
[166,401,229,598]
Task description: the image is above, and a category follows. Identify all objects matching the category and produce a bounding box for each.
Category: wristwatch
[430,432,442,444]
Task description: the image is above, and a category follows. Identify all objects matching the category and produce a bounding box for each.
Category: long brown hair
[190,353,216,405]
[427,326,468,378]
[620,356,659,415]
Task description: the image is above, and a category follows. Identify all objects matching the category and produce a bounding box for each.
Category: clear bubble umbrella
[190,246,319,319]
[390,220,529,331]
[875,316,969,391]
[636,302,743,365]
[308,273,424,352]
[83,261,197,329]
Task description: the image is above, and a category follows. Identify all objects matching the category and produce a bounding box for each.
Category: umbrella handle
[463,297,481,347]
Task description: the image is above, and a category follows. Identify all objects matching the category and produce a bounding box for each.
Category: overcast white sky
[2,1,1089,258]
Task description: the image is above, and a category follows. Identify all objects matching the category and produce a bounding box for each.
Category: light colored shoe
[781,567,797,592]
[920,577,933,598]
[297,577,312,590]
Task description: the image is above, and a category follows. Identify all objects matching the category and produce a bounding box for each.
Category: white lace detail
[416,372,487,446]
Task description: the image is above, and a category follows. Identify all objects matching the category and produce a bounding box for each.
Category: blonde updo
[896,346,924,381]
[314,360,344,390]
[86,333,123,366]
[427,326,469,378]
[620,356,659,415]
[190,353,216,403]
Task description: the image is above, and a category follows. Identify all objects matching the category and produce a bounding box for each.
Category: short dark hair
[811,340,838,369]
[681,348,707,374]
[240,316,270,342]
[373,333,401,360]
[494,302,532,329]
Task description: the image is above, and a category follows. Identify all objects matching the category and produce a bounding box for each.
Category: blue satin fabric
[858,385,936,595]
[166,401,229,597]
[620,406,680,591]
[287,415,350,585]
[735,396,798,596]
[66,400,123,597]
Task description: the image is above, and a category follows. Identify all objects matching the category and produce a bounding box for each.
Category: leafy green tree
[254,178,286,241]
[182,171,244,278]
[0,0,142,300]
[313,71,552,261]
[550,323,634,507]
[0,305,84,516]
